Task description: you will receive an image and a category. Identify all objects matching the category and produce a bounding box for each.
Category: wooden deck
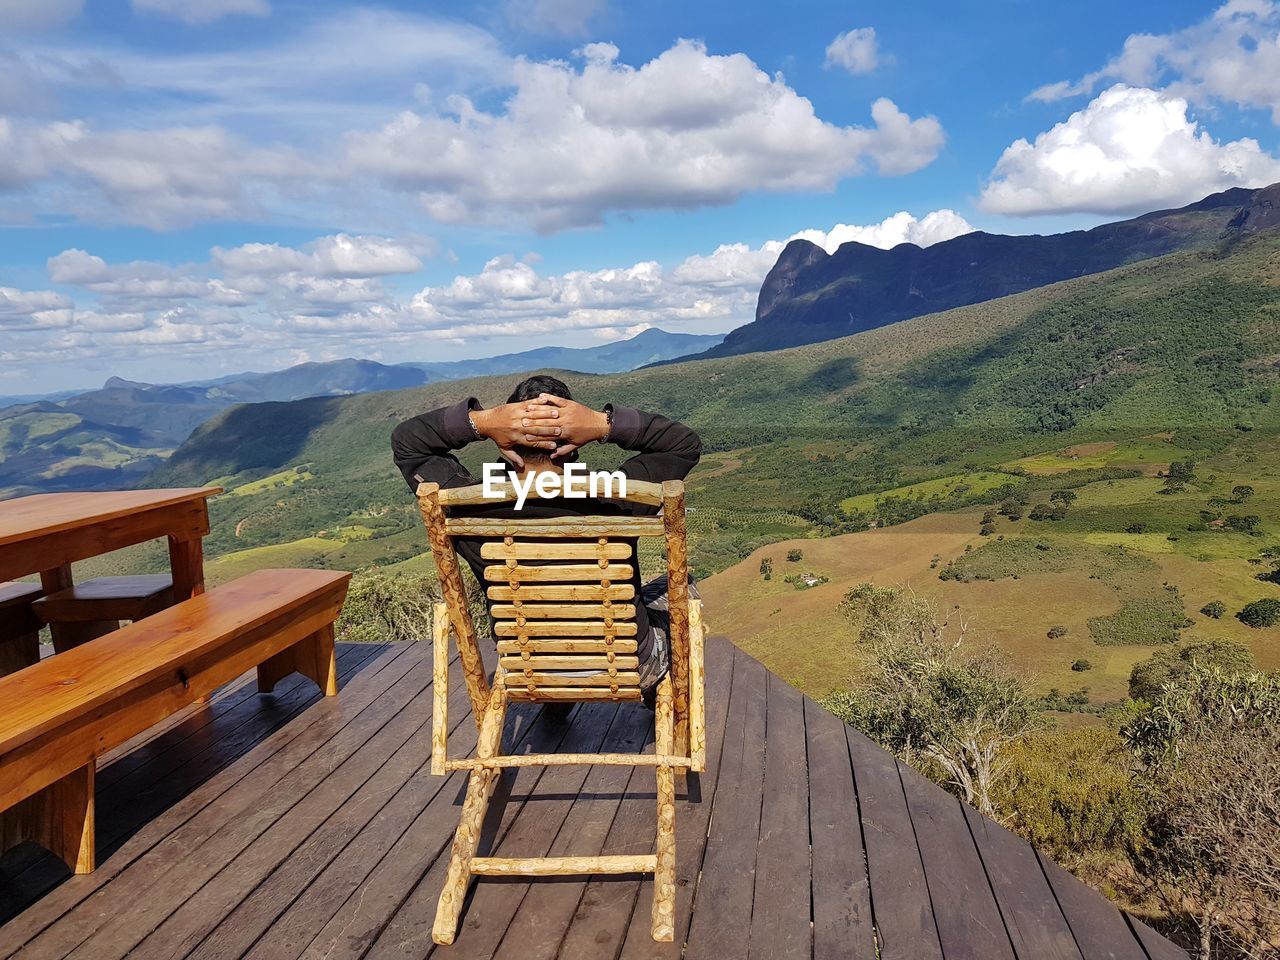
[0,636,1187,960]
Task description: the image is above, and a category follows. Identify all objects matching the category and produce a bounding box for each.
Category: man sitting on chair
[391,375,702,696]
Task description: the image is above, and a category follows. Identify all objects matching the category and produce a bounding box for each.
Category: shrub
[759,557,773,580]
[980,521,997,536]
[1071,658,1092,672]
[1128,638,1256,703]
[1238,597,1280,628]
[1047,625,1068,639]
[1029,503,1053,521]
[1126,522,1147,533]
[991,728,1146,864]
[1199,600,1226,619]
[786,548,803,562]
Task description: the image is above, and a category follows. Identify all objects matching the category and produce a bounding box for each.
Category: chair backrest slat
[418,477,686,706]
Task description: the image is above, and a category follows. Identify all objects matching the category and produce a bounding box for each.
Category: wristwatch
[599,406,613,444]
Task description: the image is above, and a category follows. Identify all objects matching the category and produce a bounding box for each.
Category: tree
[1070,658,1092,672]
[1126,521,1148,533]
[759,557,773,580]
[823,584,1038,816]
[1029,503,1053,521]
[1163,459,1195,492]
[1200,600,1226,619]
[1049,490,1077,507]
[1122,667,1280,959]
[1238,597,1280,628]
[980,521,997,536]
[1232,484,1255,503]
[1127,639,1255,702]
[1224,514,1261,533]
[786,548,803,562]
[999,498,1023,520]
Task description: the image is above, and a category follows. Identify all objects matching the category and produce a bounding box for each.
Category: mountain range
[679,183,1280,360]
[0,327,723,496]
[143,202,1280,583]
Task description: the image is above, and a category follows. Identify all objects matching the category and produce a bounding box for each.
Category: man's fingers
[536,394,569,407]
[522,425,562,438]
[499,447,524,469]
[523,405,559,418]
[552,442,581,459]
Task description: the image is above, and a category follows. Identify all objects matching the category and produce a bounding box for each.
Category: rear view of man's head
[507,375,573,465]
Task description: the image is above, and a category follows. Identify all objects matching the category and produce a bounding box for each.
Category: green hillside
[140,228,1280,584]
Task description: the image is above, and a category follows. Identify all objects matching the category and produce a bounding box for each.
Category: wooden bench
[0,568,350,874]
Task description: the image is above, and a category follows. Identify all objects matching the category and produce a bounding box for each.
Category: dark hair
[507,374,572,404]
[506,375,573,463]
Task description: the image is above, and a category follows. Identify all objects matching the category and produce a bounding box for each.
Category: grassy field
[702,425,1280,706]
[226,466,314,497]
[839,471,1022,515]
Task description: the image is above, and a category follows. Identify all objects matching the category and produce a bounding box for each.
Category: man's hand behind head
[522,394,608,460]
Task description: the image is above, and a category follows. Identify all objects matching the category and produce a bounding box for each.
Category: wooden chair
[0,582,43,677]
[416,476,707,945]
[34,574,175,651]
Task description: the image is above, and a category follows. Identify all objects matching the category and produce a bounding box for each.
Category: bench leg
[0,630,40,677]
[257,624,338,696]
[0,762,95,875]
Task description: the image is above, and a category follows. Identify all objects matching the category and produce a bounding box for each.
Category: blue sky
[3,0,1280,392]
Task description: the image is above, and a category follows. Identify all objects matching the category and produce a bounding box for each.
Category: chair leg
[433,767,497,945]
[652,675,677,942]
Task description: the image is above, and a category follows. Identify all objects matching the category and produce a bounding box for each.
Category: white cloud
[825,28,884,75]
[0,0,84,30]
[345,39,944,230]
[1029,0,1280,122]
[981,84,1280,216]
[504,0,603,36]
[0,118,306,228]
[211,234,424,278]
[132,0,271,25]
[789,209,974,252]
[0,286,74,330]
[8,210,968,379]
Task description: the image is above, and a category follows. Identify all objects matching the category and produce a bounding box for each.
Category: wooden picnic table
[0,487,222,651]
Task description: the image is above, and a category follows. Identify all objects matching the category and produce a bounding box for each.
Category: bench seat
[0,582,43,677]
[0,568,350,874]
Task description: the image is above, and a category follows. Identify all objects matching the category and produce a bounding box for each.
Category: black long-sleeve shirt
[391,398,701,648]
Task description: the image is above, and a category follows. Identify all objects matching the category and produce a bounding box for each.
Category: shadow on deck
[0,637,1187,960]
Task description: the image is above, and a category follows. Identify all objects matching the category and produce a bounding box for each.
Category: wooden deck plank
[0,636,1191,960]
[804,697,876,960]
[1126,916,1189,960]
[289,705,560,960]
[359,706,579,960]
[160,658,479,960]
[8,642,428,960]
[428,702,624,959]
[749,672,811,959]
[91,653,444,960]
[612,632,736,960]
[0,641,412,955]
[546,725,658,960]
[962,805,1084,960]
[0,644,384,919]
[491,705,653,960]
[1037,852,1149,960]
[682,647,767,960]
[898,761,1016,960]
[846,727,943,960]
